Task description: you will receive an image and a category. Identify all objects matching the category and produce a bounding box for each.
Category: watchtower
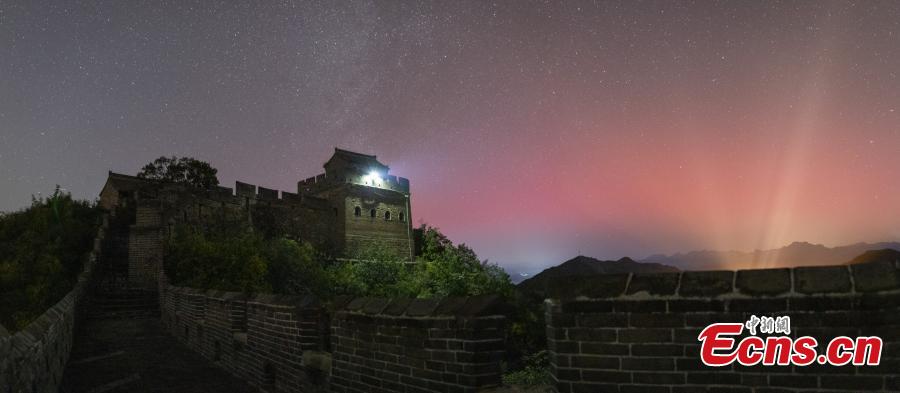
[298,148,413,260]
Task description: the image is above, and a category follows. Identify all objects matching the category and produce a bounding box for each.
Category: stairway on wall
[90,209,159,320]
[61,208,255,392]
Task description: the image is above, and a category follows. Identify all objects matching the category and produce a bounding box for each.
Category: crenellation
[101,148,413,263]
[235,181,256,197]
[257,186,278,201]
[546,261,900,392]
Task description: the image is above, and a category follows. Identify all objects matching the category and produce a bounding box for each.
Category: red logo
[697,317,882,367]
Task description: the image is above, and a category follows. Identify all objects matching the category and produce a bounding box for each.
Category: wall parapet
[158,280,328,393]
[0,214,109,393]
[545,260,900,393]
[542,260,900,301]
[330,295,506,393]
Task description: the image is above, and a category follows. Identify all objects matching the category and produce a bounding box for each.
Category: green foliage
[0,187,100,331]
[264,238,328,296]
[502,350,552,387]
[327,225,515,299]
[414,225,514,298]
[164,225,270,293]
[164,222,330,297]
[137,156,219,189]
[328,242,419,297]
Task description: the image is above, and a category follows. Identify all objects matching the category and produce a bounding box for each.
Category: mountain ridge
[640,241,900,270]
[517,255,678,297]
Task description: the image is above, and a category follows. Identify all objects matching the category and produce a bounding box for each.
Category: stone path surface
[61,316,257,393]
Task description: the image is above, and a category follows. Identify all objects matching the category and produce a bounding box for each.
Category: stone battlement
[158,281,508,393]
[545,260,900,393]
[298,172,410,195]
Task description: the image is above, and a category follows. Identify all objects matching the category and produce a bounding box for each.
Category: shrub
[502,350,552,387]
[0,187,100,330]
[164,221,331,297]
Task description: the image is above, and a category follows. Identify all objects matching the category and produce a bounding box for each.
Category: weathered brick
[404,298,441,317]
[626,272,680,295]
[735,268,791,295]
[679,271,734,297]
[686,372,741,385]
[581,370,631,383]
[621,357,674,371]
[820,375,884,390]
[631,343,684,357]
[571,355,620,370]
[794,266,851,294]
[619,329,672,343]
[561,300,614,314]
[789,296,852,312]
[852,261,900,292]
[629,313,684,328]
[727,298,787,312]
[614,300,667,313]
[620,386,669,393]
[632,371,685,384]
[768,374,817,388]
[567,328,617,342]
[577,313,628,328]
[669,299,726,313]
[580,342,629,356]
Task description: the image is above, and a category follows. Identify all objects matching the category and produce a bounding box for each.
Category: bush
[164,225,270,293]
[0,187,100,331]
[502,350,552,387]
[326,225,515,299]
[164,222,331,297]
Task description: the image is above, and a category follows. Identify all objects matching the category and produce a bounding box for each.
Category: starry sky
[2,1,899,273]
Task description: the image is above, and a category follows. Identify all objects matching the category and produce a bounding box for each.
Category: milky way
[2,1,899,272]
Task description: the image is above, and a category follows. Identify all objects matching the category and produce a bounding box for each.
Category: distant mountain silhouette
[845,248,900,265]
[641,241,900,270]
[518,255,678,297]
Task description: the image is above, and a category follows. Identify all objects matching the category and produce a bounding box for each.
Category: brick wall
[0,215,108,393]
[128,200,163,289]
[545,260,900,392]
[330,296,506,393]
[158,280,330,393]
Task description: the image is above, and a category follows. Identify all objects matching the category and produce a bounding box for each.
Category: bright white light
[362,170,381,186]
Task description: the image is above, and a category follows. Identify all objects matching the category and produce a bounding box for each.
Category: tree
[0,187,100,331]
[327,225,515,299]
[137,156,219,188]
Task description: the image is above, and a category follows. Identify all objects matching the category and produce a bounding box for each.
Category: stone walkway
[61,317,257,393]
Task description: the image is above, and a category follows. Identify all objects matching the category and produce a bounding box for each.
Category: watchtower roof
[102,171,147,193]
[325,148,389,172]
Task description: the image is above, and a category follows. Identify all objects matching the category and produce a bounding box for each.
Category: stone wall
[127,199,164,289]
[158,279,330,393]
[545,261,900,392]
[340,188,412,260]
[330,296,506,393]
[158,283,509,393]
[0,215,108,393]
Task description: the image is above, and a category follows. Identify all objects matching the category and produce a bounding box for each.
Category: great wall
[2,201,899,392]
[1,150,898,392]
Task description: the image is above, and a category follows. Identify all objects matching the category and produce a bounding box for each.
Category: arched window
[399,212,405,222]
[370,209,376,218]
[384,211,391,220]
[354,206,361,217]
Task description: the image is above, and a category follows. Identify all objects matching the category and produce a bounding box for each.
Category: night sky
[2,1,899,273]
